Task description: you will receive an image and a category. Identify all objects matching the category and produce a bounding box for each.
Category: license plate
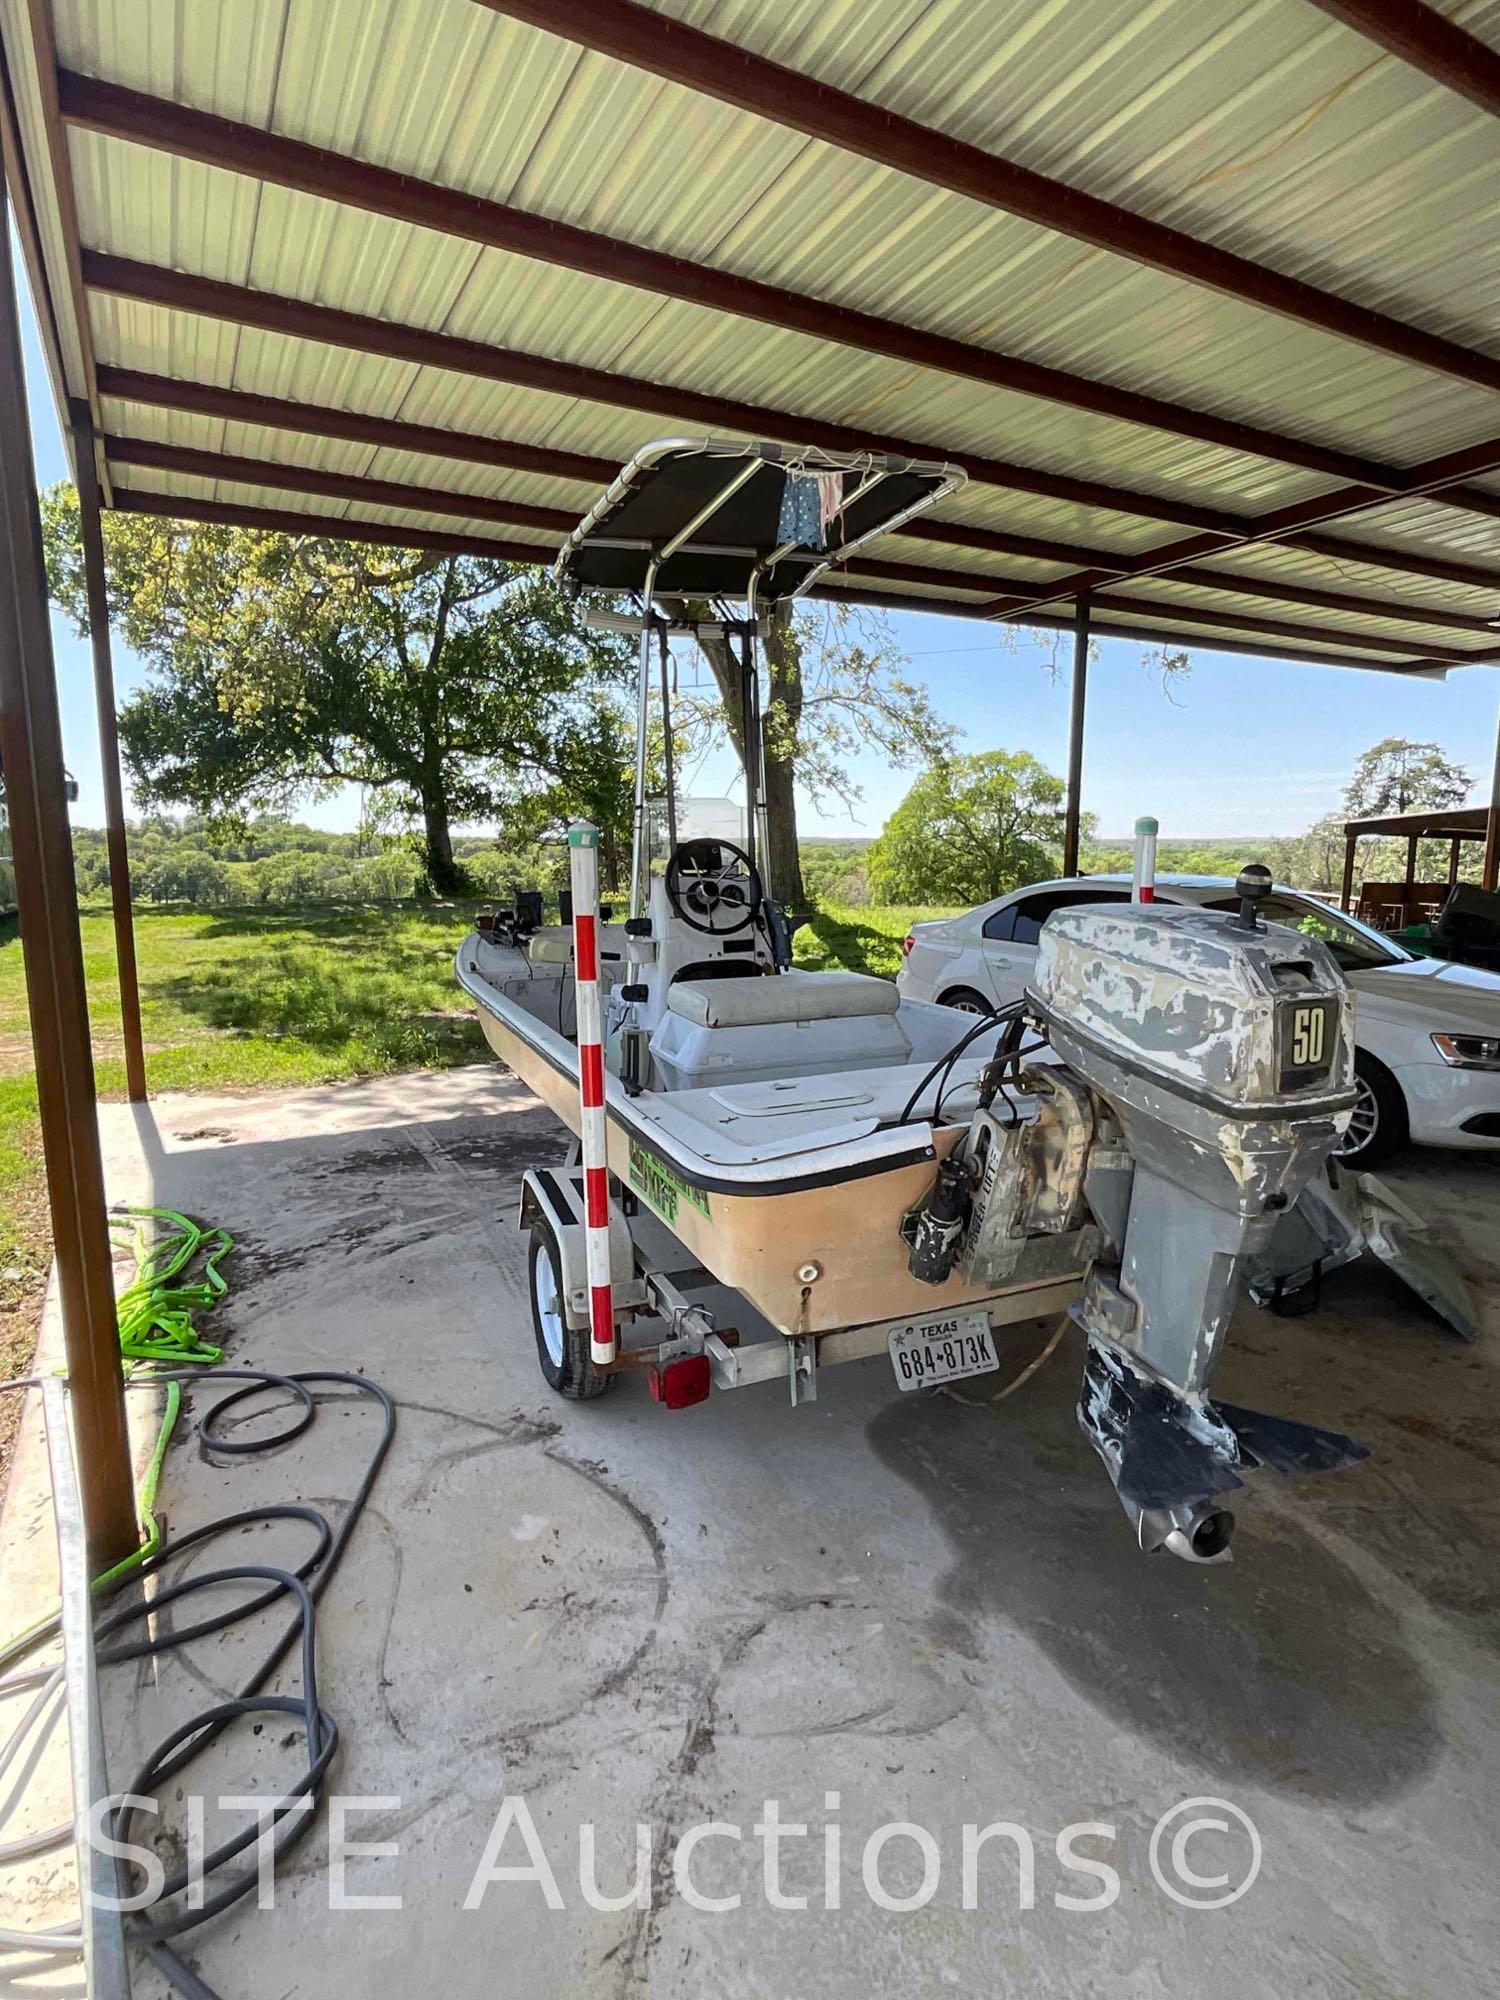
[888,1311,998,1391]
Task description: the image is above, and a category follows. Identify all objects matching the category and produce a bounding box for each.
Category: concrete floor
[8,1065,1500,1996]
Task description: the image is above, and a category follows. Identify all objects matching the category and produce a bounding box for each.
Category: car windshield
[1199,891,1411,971]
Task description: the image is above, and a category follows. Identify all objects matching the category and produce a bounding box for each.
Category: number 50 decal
[1290,1004,1326,1068]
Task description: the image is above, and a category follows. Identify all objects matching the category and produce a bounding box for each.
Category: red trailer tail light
[902,932,915,959]
[648,1353,711,1408]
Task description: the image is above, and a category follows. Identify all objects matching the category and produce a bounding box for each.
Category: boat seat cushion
[666,968,899,1028]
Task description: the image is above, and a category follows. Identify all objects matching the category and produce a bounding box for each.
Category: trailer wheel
[528,1221,616,1400]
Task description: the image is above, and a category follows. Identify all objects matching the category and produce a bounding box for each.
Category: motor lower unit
[903,869,1369,1561]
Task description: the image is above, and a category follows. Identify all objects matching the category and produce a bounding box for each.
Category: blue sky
[19,247,1497,844]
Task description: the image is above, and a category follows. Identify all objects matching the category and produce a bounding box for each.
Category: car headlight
[1431,1033,1500,1070]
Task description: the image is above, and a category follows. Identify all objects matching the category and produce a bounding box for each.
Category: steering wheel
[665,837,764,937]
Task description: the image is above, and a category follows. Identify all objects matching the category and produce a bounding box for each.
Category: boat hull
[476,999,1086,1338]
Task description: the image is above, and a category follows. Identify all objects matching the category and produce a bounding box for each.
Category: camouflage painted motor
[1026,865,1367,1562]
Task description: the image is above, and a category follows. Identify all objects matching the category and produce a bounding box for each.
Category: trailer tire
[528,1220,615,1400]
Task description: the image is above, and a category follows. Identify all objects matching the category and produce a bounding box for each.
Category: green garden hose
[0,1207,232,1647]
[111,1205,231,1365]
[92,1378,181,1592]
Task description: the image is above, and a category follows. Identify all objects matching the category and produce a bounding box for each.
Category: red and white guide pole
[1132,815,1158,904]
[568,821,615,1366]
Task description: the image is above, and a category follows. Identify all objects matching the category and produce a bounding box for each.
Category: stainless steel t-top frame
[552,436,966,921]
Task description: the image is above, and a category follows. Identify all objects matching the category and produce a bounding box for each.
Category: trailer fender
[518,1167,643,1327]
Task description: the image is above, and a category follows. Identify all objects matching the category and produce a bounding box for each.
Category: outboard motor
[1028,866,1369,1560]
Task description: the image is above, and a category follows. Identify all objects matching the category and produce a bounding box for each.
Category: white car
[898,874,1500,1167]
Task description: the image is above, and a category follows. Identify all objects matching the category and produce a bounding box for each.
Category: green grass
[0,902,495,1455]
[794,902,961,981]
[0,897,955,1470]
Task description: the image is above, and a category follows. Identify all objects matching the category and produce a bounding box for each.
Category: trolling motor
[901,863,1369,1562]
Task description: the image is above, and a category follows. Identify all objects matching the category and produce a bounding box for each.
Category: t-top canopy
[553,438,965,603]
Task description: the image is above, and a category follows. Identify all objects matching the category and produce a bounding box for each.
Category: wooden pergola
[0,0,1497,1559]
[1340,803,1499,925]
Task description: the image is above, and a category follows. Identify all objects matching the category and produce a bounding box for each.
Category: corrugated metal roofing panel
[1116,573,1495,653]
[114,461,569,552]
[76,146,1361,513]
[29,0,1498,679]
[663,0,1500,333]
[89,347,1500,632]
[1045,606,1451,671]
[1206,540,1499,617]
[859,530,1061,589]
[108,457,1482,668]
[119,462,355,519]
[1,0,91,404]
[55,3,1500,465]
[1329,493,1500,565]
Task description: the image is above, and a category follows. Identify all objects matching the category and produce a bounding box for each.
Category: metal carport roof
[1,0,1498,677]
[2,0,1500,1566]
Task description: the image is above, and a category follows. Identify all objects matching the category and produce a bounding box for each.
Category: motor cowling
[1028,897,1366,1558]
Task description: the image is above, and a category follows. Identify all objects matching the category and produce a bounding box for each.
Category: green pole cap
[566,822,600,849]
[1134,816,1159,835]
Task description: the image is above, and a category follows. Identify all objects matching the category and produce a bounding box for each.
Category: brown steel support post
[71,413,146,1101]
[1341,833,1357,913]
[1061,594,1090,878]
[1485,693,1500,895]
[0,207,135,1567]
[1404,831,1419,926]
[1448,836,1461,888]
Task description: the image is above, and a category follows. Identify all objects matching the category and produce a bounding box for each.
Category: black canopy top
[553,437,964,603]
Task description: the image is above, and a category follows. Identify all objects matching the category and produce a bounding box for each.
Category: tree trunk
[692,602,807,915]
[421,790,460,896]
[761,605,808,913]
[600,833,623,896]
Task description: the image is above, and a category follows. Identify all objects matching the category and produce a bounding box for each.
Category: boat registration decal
[628,1140,711,1226]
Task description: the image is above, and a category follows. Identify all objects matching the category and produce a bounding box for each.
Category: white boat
[457,436,1370,1564]
[456,438,1087,1338]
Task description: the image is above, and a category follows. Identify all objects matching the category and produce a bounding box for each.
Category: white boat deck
[458,930,1029,1170]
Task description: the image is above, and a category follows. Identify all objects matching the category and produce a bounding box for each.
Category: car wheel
[939,986,994,1016]
[528,1221,615,1400]
[1334,1051,1407,1169]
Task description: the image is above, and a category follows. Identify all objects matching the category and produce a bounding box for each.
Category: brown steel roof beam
[473,0,1500,387]
[109,483,1436,676]
[106,444,1485,663]
[59,71,1449,488]
[87,255,1345,528]
[1032,590,1475,663]
[103,434,578,537]
[986,423,1500,621]
[814,581,1436,677]
[835,557,1476,656]
[96,363,1500,595]
[100,432,1500,637]
[97,366,618,485]
[112,485,559,565]
[1302,0,1500,119]
[81,258,1500,602]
